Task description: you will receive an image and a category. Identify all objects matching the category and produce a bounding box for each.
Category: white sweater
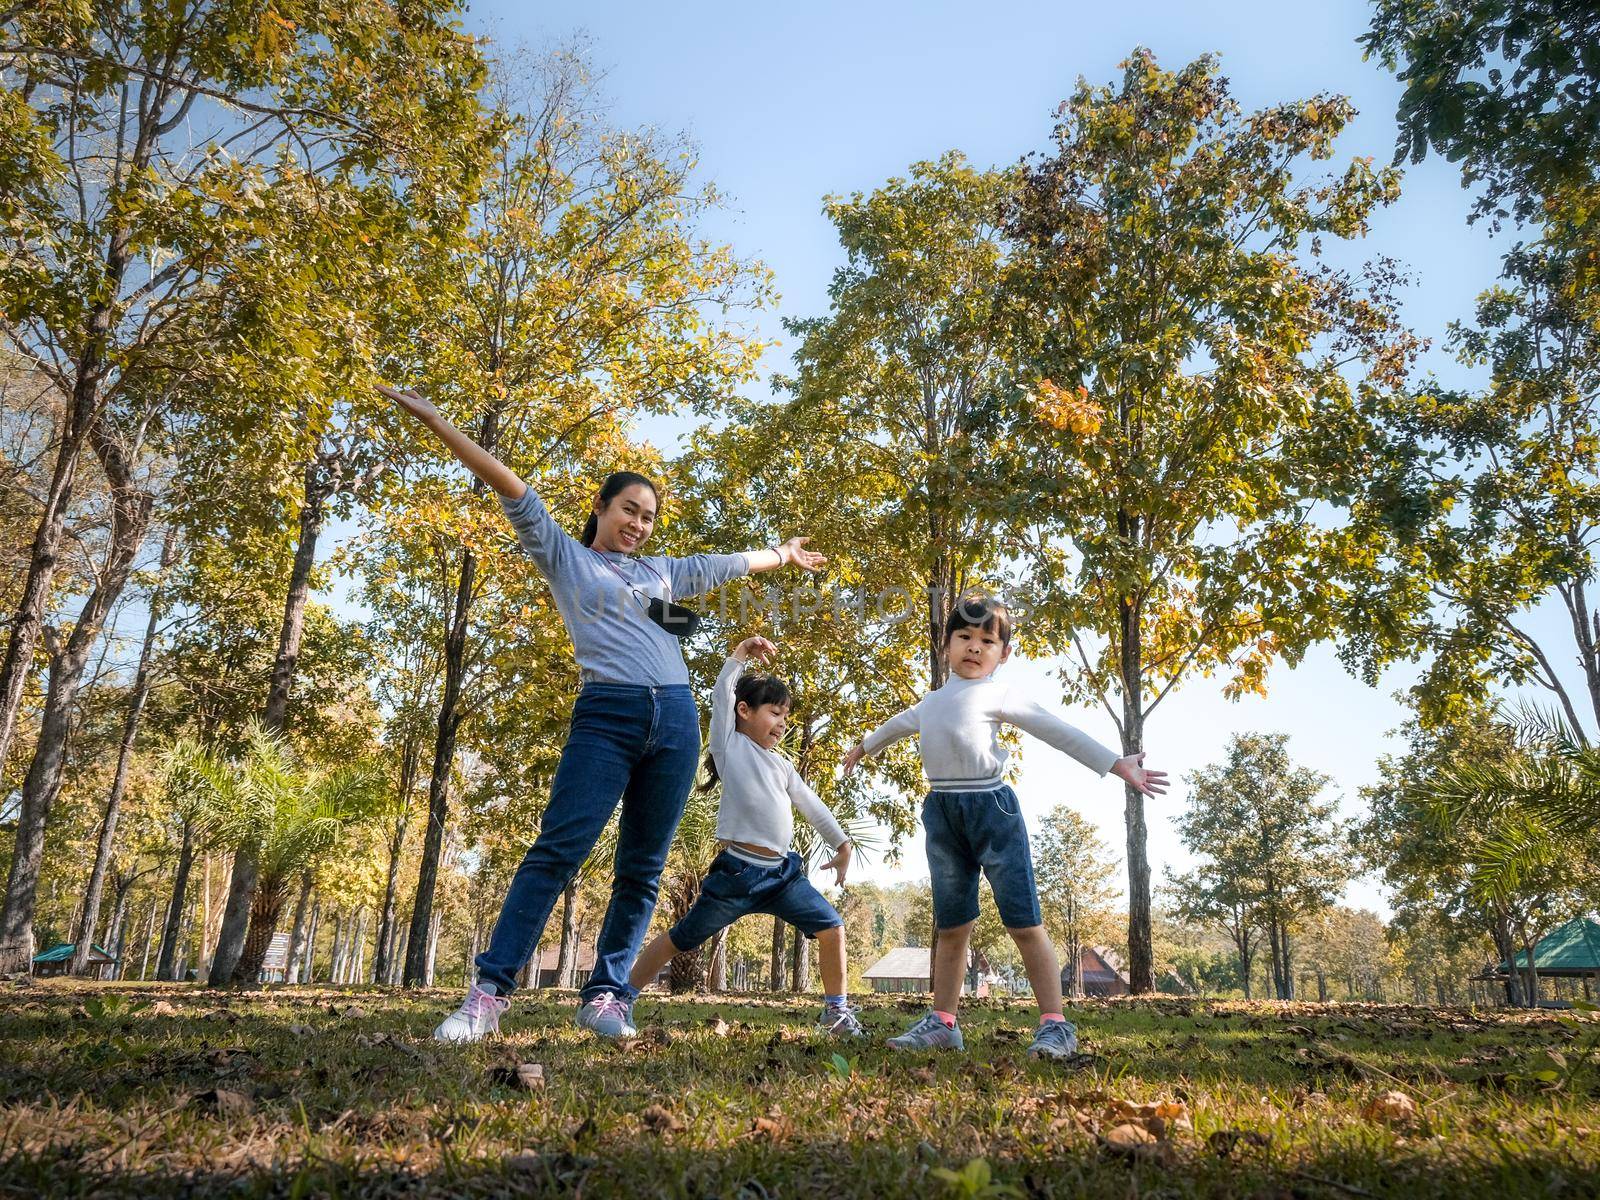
[860,672,1119,791]
[708,657,848,854]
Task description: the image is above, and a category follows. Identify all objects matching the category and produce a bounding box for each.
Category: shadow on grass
[2,1141,1597,1200]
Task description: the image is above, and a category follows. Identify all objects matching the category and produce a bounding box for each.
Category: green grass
[1,980,1597,1198]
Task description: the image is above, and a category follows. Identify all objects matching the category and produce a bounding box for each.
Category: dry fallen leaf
[1105,1122,1157,1148]
[705,1017,730,1037]
[1363,1090,1418,1124]
[1208,1128,1271,1157]
[192,1087,254,1117]
[640,1104,681,1134]
[148,1000,178,1017]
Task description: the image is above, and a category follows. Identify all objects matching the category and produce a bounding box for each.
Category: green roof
[1503,917,1600,972]
[31,942,117,964]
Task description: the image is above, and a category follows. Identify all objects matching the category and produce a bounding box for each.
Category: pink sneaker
[433,982,509,1043]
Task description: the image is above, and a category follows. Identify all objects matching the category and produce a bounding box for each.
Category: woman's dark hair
[580,471,660,547]
[702,672,794,788]
[943,593,1013,648]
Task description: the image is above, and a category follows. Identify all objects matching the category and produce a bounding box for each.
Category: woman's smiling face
[593,483,657,553]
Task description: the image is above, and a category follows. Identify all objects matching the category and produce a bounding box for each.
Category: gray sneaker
[574,992,636,1039]
[816,1002,866,1039]
[887,1011,964,1051]
[1027,1019,1079,1059]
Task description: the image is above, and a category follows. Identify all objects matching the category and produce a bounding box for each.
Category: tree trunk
[293,892,319,985]
[709,927,728,993]
[1119,581,1153,993]
[327,910,346,985]
[235,878,290,983]
[157,822,196,981]
[922,561,955,999]
[208,849,258,987]
[0,360,105,779]
[770,916,787,991]
[0,458,153,974]
[555,878,579,989]
[73,527,177,975]
[389,913,409,986]
[138,894,159,981]
[790,925,810,993]
[304,897,322,984]
[425,905,443,986]
[372,737,418,986]
[405,408,499,988]
[285,875,313,985]
[211,461,331,987]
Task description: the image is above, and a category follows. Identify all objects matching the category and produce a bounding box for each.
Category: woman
[377,384,825,1042]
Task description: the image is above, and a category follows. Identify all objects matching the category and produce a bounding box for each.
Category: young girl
[629,635,863,1037]
[375,384,826,1044]
[843,595,1168,1059]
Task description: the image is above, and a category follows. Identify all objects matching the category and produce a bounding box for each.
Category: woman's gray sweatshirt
[500,486,752,686]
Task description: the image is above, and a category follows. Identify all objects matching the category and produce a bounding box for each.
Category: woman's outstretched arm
[746,537,827,575]
[377,385,528,500]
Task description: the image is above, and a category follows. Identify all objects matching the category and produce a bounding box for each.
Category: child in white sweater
[844,595,1168,1059]
[628,636,862,1036]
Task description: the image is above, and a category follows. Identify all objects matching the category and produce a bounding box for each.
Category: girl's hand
[778,536,827,572]
[733,636,777,664]
[821,840,853,887]
[842,742,865,776]
[1111,752,1169,798]
[375,383,440,425]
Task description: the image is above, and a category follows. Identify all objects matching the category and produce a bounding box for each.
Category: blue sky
[440,1,1550,918]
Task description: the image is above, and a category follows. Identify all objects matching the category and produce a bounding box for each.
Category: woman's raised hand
[376,383,440,425]
[733,636,778,664]
[779,536,827,572]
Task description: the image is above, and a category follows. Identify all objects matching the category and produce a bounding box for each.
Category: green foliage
[1167,733,1350,999]
[1362,0,1600,227]
[185,724,385,889]
[931,1158,1021,1199]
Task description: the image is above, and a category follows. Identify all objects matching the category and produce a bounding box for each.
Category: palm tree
[659,788,723,993]
[193,725,384,984]
[1425,704,1599,897]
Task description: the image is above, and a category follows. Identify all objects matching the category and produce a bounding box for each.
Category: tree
[377,47,768,986]
[190,726,384,982]
[1346,228,1600,735]
[1034,805,1120,998]
[71,525,178,974]
[1370,701,1600,1005]
[0,0,485,796]
[0,0,487,976]
[770,152,1022,995]
[1362,0,1600,229]
[1169,733,1351,1000]
[1004,50,1416,991]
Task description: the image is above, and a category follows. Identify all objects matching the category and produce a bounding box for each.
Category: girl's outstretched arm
[377,385,528,500]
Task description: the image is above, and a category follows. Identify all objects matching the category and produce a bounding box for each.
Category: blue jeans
[923,785,1042,929]
[474,683,700,1001]
[668,849,842,951]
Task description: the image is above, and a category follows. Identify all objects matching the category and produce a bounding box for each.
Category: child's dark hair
[702,672,793,788]
[943,593,1013,647]
[580,471,659,547]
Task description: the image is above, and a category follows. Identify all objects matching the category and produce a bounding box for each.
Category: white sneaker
[433,983,509,1043]
[816,1002,867,1038]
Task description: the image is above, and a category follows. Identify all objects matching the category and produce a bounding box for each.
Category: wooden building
[862,946,993,996]
[31,942,117,980]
